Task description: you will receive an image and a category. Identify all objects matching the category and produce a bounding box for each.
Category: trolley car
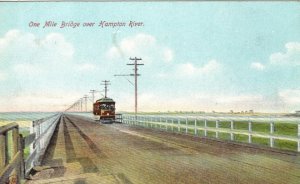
[93,97,115,123]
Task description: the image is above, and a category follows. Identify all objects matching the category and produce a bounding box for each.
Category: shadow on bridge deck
[26,114,300,184]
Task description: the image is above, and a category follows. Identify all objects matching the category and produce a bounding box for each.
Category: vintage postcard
[0,1,299,184]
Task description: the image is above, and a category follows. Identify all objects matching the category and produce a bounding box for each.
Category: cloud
[278,89,300,104]
[163,48,173,63]
[250,62,265,71]
[106,33,174,63]
[13,63,43,76]
[40,33,74,60]
[0,30,22,52]
[270,42,300,66]
[75,63,97,71]
[178,59,221,77]
[0,30,103,111]
[0,30,74,73]
[0,30,100,86]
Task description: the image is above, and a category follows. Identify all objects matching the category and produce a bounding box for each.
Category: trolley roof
[95,97,115,103]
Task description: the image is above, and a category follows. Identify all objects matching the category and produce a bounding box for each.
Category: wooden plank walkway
[26,114,300,184]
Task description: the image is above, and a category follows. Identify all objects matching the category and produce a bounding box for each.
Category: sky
[0,2,300,113]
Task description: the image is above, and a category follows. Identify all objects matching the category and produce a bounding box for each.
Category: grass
[274,139,297,151]
[252,136,270,146]
[207,131,216,138]
[219,121,231,129]
[206,121,216,128]
[274,122,297,136]
[234,121,249,131]
[251,122,269,133]
[234,134,249,143]
[218,132,231,140]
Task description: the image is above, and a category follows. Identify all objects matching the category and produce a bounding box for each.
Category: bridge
[1,113,300,183]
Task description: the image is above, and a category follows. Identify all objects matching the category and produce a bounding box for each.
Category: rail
[0,113,61,183]
[25,113,61,176]
[122,114,300,152]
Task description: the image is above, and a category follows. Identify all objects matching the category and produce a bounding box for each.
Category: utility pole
[90,90,97,103]
[127,57,144,116]
[101,80,111,98]
[83,95,88,112]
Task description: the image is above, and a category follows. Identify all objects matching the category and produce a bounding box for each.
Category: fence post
[0,133,7,168]
[160,117,162,130]
[298,123,300,139]
[36,121,41,155]
[270,121,274,134]
[230,120,234,141]
[165,119,168,131]
[172,119,174,132]
[19,134,25,180]
[248,121,252,143]
[204,119,207,137]
[194,119,197,136]
[185,118,188,134]
[178,119,180,132]
[270,121,274,148]
[215,120,219,138]
[10,127,20,184]
[142,116,145,127]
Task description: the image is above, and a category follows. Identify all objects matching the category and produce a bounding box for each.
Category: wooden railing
[0,113,61,183]
[0,123,24,184]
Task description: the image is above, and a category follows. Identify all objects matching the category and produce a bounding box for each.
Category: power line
[90,90,97,103]
[101,80,111,98]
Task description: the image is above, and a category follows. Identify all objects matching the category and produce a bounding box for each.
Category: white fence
[122,114,300,152]
[25,113,62,176]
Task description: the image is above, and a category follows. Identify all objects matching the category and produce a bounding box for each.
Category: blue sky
[0,2,300,112]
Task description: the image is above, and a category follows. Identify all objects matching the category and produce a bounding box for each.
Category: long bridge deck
[26,114,300,184]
